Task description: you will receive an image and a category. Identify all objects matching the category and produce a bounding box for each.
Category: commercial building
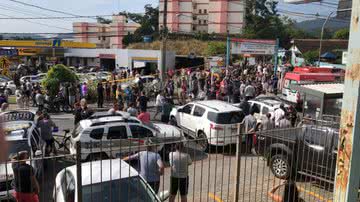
[64,49,175,73]
[73,15,140,49]
[159,0,245,34]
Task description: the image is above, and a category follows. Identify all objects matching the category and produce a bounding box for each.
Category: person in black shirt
[12,151,40,202]
[97,82,104,108]
[137,91,148,112]
[112,82,117,101]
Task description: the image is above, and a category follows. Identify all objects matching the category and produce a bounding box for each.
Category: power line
[0,13,72,31]
[7,0,80,17]
[0,15,114,20]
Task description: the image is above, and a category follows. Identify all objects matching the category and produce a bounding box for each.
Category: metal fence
[0,123,343,202]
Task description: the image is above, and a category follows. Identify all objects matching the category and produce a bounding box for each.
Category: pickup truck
[256,124,338,183]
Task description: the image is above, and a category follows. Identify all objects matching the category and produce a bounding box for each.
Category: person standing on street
[161,98,173,123]
[243,108,257,154]
[137,108,151,124]
[15,88,24,109]
[244,82,256,100]
[68,83,76,110]
[123,141,164,194]
[97,82,104,108]
[12,151,40,202]
[81,82,88,99]
[154,92,165,119]
[137,91,148,112]
[274,103,286,128]
[279,115,292,129]
[36,113,57,156]
[169,142,192,202]
[112,82,117,101]
[261,113,275,131]
[126,102,138,117]
[105,82,111,101]
[35,90,45,112]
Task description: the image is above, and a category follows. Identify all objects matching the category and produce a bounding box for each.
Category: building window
[204,9,207,14]
[193,26,196,31]
[198,20,201,25]
[204,20,207,24]
[199,9,202,14]
[102,36,106,40]
[193,16,197,20]
[98,36,101,40]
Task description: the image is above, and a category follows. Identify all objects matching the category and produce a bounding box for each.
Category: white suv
[70,116,183,161]
[53,159,169,202]
[170,100,245,151]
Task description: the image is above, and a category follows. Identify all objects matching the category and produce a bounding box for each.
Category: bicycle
[53,129,71,154]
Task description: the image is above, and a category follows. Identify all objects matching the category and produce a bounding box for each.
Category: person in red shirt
[137,108,151,124]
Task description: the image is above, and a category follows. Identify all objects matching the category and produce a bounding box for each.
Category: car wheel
[197,132,209,152]
[170,116,177,126]
[270,154,290,179]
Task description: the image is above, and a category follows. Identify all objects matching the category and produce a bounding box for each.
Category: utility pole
[160,0,168,84]
[273,38,279,78]
[226,30,230,72]
[333,1,360,202]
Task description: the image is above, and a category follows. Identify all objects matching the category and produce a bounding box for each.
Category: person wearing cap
[12,151,40,202]
[123,140,164,193]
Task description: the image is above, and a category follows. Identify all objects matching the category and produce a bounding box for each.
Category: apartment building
[337,0,352,19]
[159,0,245,34]
[73,15,140,49]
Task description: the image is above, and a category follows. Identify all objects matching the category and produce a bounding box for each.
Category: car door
[106,125,130,158]
[190,105,206,132]
[178,104,194,131]
[128,124,155,153]
[299,126,332,179]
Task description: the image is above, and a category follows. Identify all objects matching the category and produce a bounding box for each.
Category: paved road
[35,108,334,202]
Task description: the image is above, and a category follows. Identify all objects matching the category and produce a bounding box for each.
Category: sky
[0,0,339,33]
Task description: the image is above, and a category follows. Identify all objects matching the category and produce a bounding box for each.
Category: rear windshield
[207,111,244,124]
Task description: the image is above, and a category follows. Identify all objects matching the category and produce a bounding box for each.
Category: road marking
[298,186,332,202]
[208,192,223,202]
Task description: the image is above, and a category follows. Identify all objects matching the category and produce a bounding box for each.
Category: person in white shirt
[274,103,286,127]
[169,142,192,202]
[154,92,165,119]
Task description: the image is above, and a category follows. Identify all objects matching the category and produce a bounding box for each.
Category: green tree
[303,50,319,64]
[121,5,159,45]
[206,41,226,56]
[333,28,349,39]
[96,17,112,24]
[42,64,78,97]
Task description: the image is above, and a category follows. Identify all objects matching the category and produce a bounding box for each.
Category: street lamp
[318,8,351,67]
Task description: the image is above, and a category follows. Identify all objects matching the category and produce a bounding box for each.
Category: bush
[42,64,78,97]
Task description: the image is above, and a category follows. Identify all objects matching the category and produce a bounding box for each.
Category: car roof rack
[90,119,139,127]
[197,102,219,112]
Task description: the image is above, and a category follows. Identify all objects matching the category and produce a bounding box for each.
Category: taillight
[210,123,223,130]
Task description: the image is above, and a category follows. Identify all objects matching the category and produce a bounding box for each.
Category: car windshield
[82,176,158,202]
[207,111,244,124]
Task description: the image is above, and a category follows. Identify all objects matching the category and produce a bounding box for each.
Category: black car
[256,124,338,183]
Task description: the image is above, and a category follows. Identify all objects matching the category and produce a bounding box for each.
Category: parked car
[255,124,338,182]
[70,116,184,161]
[233,95,293,123]
[53,159,169,202]
[0,81,16,95]
[20,73,46,84]
[170,100,245,151]
[0,111,42,201]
